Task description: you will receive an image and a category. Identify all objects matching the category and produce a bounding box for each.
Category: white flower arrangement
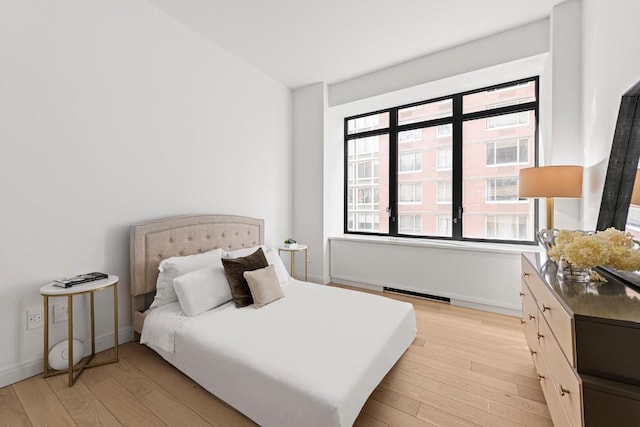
[548,228,640,271]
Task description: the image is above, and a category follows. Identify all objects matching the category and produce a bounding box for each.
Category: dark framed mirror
[596,79,640,287]
[597,80,640,231]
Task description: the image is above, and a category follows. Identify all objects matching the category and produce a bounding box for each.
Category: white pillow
[173,260,232,316]
[225,245,290,284]
[264,248,291,284]
[150,248,224,310]
[224,245,266,258]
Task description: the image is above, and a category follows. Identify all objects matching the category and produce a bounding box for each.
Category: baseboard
[0,326,131,388]
[302,273,326,285]
[329,277,384,292]
[330,275,520,317]
[384,287,451,303]
[451,299,521,317]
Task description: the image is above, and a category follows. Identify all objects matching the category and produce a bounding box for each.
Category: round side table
[278,245,308,281]
[40,275,119,386]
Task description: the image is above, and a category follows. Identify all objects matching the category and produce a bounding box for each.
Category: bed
[130,214,416,427]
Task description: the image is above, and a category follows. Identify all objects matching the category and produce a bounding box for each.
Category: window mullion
[452,94,463,240]
[389,109,398,235]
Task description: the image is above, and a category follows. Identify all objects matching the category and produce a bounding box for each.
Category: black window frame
[343,76,540,245]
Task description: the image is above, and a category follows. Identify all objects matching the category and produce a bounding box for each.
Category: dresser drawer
[521,254,538,280]
[538,353,572,427]
[538,316,583,427]
[522,258,576,367]
[521,282,539,356]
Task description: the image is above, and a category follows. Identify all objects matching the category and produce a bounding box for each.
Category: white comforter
[141,281,416,427]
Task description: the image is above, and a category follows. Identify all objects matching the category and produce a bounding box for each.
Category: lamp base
[545,197,554,230]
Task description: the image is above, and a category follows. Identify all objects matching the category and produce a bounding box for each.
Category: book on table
[53,272,108,288]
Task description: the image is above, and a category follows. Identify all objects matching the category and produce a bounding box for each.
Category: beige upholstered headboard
[129,214,264,338]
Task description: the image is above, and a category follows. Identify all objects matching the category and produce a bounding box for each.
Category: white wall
[331,239,524,316]
[0,0,291,387]
[581,0,640,229]
[292,83,325,283]
[549,0,583,229]
[329,19,549,107]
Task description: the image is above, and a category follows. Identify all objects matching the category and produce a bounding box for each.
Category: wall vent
[383,287,450,303]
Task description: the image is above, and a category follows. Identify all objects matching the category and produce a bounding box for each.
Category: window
[399,151,422,172]
[437,124,452,138]
[344,77,538,243]
[464,83,535,114]
[347,113,388,134]
[486,111,529,129]
[486,177,520,202]
[486,215,528,240]
[437,181,452,203]
[436,146,452,170]
[348,160,379,185]
[486,82,531,93]
[436,215,451,236]
[398,99,452,125]
[398,129,422,143]
[354,213,379,231]
[351,136,379,157]
[345,133,389,234]
[348,187,379,211]
[486,138,529,166]
[399,214,422,234]
[399,183,421,203]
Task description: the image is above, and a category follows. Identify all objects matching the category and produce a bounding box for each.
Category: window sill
[329,234,542,255]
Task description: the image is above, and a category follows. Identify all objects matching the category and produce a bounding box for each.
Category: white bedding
[141,280,416,427]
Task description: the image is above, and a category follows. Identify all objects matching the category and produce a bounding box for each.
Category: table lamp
[518,165,583,229]
[632,170,640,206]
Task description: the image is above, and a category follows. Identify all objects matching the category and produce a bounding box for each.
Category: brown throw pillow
[222,247,269,307]
[243,265,285,308]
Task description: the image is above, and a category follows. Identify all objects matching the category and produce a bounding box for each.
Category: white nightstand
[40,275,119,386]
[278,245,308,281]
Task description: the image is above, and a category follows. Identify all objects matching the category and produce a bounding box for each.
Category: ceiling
[145,0,565,89]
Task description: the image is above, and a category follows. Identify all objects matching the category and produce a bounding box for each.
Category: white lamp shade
[48,339,84,370]
[518,165,583,198]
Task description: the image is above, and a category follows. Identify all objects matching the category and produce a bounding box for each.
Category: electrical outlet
[27,307,44,330]
[53,302,68,323]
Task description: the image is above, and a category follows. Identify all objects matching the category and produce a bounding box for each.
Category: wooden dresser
[521,252,640,427]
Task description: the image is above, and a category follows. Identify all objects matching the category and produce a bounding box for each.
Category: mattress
[141,281,416,427]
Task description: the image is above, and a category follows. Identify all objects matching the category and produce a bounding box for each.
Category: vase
[557,258,591,283]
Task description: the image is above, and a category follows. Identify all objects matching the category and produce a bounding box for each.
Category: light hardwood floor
[1,286,551,427]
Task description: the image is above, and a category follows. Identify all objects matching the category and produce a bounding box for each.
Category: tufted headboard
[129,214,264,338]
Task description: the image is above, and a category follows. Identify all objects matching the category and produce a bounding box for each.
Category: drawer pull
[537,374,545,380]
[523,272,531,277]
[519,291,525,297]
[559,384,570,396]
[530,349,537,355]
[541,304,551,312]
[537,333,544,340]
[520,320,526,325]
[529,314,536,320]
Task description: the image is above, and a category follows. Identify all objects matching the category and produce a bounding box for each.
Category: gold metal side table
[40,275,119,386]
[278,245,308,281]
